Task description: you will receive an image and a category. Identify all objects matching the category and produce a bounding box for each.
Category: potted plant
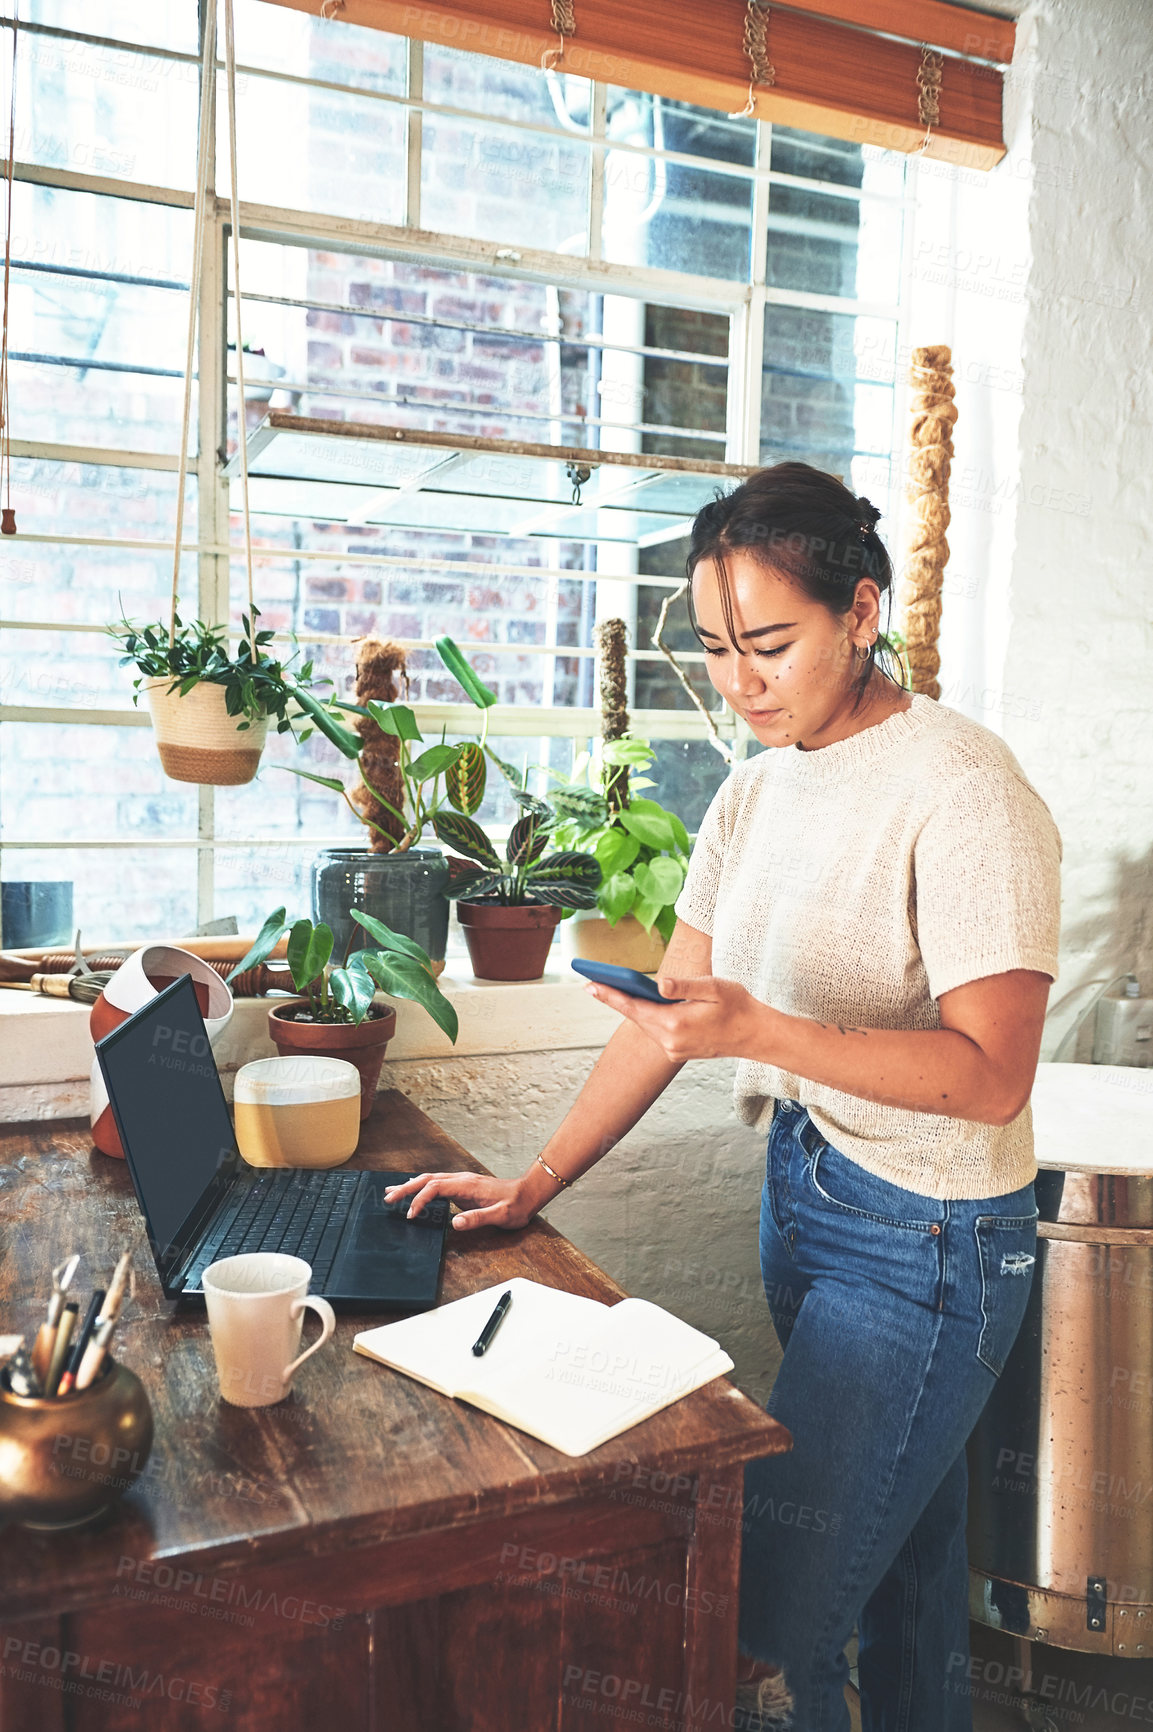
[228,905,458,1119]
[550,735,691,973]
[549,612,691,973]
[289,635,498,970]
[433,791,601,982]
[110,608,360,787]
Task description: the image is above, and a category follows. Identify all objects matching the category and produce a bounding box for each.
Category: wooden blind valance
[266,0,1011,169]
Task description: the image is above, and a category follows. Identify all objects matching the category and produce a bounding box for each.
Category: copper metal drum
[967,1141,1153,1656]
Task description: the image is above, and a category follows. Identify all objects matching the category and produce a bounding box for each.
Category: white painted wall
[902,0,1153,1061]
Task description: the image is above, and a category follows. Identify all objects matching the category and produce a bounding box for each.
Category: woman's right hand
[383,1169,549,1233]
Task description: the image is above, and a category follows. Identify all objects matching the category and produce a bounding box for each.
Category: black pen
[58,1288,105,1395]
[471,1290,513,1357]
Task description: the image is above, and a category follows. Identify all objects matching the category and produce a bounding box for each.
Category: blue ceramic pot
[311,848,449,965]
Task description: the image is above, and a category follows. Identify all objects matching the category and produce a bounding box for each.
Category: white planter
[144,677,269,786]
[559,910,668,974]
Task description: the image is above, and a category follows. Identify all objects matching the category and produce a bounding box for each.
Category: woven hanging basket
[144,677,269,786]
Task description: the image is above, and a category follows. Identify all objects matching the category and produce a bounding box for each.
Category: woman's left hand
[582,975,770,1063]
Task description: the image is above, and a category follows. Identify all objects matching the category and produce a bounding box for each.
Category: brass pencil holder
[0,1357,154,1530]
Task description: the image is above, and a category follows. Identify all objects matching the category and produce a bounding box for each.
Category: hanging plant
[109,608,360,787]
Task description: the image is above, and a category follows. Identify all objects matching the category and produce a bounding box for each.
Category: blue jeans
[738,1102,1037,1732]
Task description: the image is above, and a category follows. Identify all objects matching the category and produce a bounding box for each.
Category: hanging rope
[541,0,576,72]
[915,46,944,155]
[729,0,774,121]
[223,0,258,664]
[169,0,218,641]
[0,3,18,536]
[652,583,734,766]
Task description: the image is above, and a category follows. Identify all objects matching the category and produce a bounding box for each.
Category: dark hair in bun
[685,460,905,713]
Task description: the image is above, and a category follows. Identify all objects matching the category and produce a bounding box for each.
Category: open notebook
[353,1276,734,1457]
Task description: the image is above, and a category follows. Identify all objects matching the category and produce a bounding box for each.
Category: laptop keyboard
[185,1170,449,1292]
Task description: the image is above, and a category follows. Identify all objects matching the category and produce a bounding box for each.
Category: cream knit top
[674,692,1063,1199]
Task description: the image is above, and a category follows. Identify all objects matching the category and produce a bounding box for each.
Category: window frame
[0,7,913,930]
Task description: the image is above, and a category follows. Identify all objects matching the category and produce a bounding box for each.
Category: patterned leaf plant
[432,795,601,909]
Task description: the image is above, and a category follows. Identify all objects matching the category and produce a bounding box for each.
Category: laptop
[95,974,449,1311]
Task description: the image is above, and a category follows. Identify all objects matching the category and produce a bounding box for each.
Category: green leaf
[286,919,333,994]
[359,952,459,1045]
[445,867,506,902]
[349,908,433,968]
[409,742,464,784]
[225,906,288,982]
[329,965,377,1025]
[594,828,640,877]
[280,767,348,794]
[512,789,552,820]
[525,851,601,909]
[290,685,362,759]
[668,812,691,855]
[506,813,549,867]
[485,744,525,791]
[599,871,637,923]
[435,636,498,709]
[634,855,685,906]
[365,701,423,742]
[617,806,676,850]
[445,741,487,815]
[432,810,502,869]
[550,786,609,831]
[631,897,663,935]
[655,904,678,945]
[601,737,654,768]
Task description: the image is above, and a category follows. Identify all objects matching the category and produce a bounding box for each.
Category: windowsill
[0,970,619,1096]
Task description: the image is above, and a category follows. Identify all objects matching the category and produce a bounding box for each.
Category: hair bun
[856,496,882,529]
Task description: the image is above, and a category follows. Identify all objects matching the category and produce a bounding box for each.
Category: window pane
[10,185,193,449]
[215,72,406,226]
[19,2,198,53]
[761,306,896,472]
[227,0,405,93]
[603,91,755,280]
[0,722,197,842]
[3,29,197,189]
[424,46,590,131]
[421,112,589,252]
[0,460,196,709]
[767,130,905,303]
[1,843,198,944]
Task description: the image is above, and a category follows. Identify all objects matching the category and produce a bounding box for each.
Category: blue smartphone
[570,958,683,1003]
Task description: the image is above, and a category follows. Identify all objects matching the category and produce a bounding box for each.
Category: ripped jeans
[739,1102,1037,1732]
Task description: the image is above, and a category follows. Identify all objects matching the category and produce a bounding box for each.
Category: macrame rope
[0,4,18,536]
[223,0,258,663]
[541,0,576,73]
[169,0,218,642]
[915,46,943,155]
[898,344,957,701]
[729,0,774,121]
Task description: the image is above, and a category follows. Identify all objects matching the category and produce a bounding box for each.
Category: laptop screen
[96,974,240,1285]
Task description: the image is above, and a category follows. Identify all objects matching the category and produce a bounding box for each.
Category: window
[0,1,909,944]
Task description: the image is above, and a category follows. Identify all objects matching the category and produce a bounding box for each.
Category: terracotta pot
[559,911,668,974]
[268,1002,397,1121]
[457,901,562,982]
[144,677,269,786]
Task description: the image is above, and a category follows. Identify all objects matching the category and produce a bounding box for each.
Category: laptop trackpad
[331,1180,446,1298]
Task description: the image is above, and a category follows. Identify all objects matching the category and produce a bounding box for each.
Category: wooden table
[0,1091,789,1731]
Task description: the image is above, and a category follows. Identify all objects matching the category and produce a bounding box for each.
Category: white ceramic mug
[202,1253,336,1408]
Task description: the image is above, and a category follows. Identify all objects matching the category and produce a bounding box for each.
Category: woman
[385,463,1062,1732]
